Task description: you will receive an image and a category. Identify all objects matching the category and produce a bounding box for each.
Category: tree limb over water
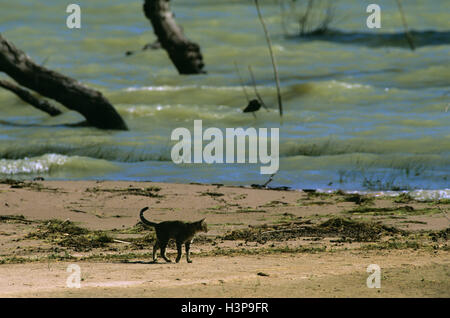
[0,79,62,117]
[143,0,205,74]
[0,33,128,130]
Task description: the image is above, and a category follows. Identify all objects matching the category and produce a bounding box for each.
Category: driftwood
[0,79,61,116]
[0,34,128,130]
[143,0,205,74]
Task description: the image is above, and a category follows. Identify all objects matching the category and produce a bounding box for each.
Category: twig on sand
[262,173,276,187]
[437,206,450,223]
[260,228,299,235]
[254,0,283,118]
[113,239,132,245]
[251,172,277,189]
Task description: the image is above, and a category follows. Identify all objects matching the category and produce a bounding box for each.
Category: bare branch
[0,33,128,130]
[0,79,62,116]
[254,0,283,117]
[395,0,415,50]
[143,0,205,74]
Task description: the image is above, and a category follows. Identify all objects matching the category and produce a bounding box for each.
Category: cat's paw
[187,259,193,263]
[164,258,172,263]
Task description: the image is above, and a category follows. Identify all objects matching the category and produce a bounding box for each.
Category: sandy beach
[0,179,448,297]
[1,0,449,302]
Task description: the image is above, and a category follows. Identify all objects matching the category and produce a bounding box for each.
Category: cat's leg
[152,240,160,262]
[175,242,183,263]
[160,241,172,262]
[185,242,192,263]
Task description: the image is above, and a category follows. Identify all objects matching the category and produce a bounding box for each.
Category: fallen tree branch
[0,79,62,116]
[0,33,128,130]
[143,0,205,74]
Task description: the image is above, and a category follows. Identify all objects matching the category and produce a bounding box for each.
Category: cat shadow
[116,260,181,265]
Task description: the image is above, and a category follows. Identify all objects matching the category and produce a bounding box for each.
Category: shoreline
[2,177,449,200]
[1,179,448,230]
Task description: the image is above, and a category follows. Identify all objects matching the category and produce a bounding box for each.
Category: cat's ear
[198,218,206,223]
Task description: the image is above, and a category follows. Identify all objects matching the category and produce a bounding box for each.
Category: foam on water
[0,154,68,175]
[319,189,450,201]
[0,154,120,177]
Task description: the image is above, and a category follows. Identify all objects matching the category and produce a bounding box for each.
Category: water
[0,0,449,193]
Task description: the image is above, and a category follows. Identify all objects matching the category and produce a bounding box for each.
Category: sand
[0,180,448,297]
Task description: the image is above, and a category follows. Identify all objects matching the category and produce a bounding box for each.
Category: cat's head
[196,218,208,233]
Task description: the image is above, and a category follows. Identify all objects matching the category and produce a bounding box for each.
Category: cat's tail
[139,207,158,227]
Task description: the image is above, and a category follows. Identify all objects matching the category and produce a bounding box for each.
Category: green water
[0,0,449,194]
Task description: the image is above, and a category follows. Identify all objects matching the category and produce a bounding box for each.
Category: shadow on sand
[116,260,158,265]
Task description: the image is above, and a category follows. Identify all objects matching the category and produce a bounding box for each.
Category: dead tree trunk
[0,79,62,116]
[0,34,128,130]
[143,0,205,74]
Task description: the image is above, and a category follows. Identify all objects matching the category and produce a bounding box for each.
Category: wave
[0,154,119,176]
[0,153,447,192]
[0,136,448,165]
[318,189,449,201]
[280,137,449,158]
[0,154,68,175]
[125,85,253,92]
[0,144,173,163]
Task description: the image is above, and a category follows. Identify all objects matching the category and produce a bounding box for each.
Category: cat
[139,207,207,263]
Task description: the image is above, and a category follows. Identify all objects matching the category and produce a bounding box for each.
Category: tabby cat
[139,207,207,263]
